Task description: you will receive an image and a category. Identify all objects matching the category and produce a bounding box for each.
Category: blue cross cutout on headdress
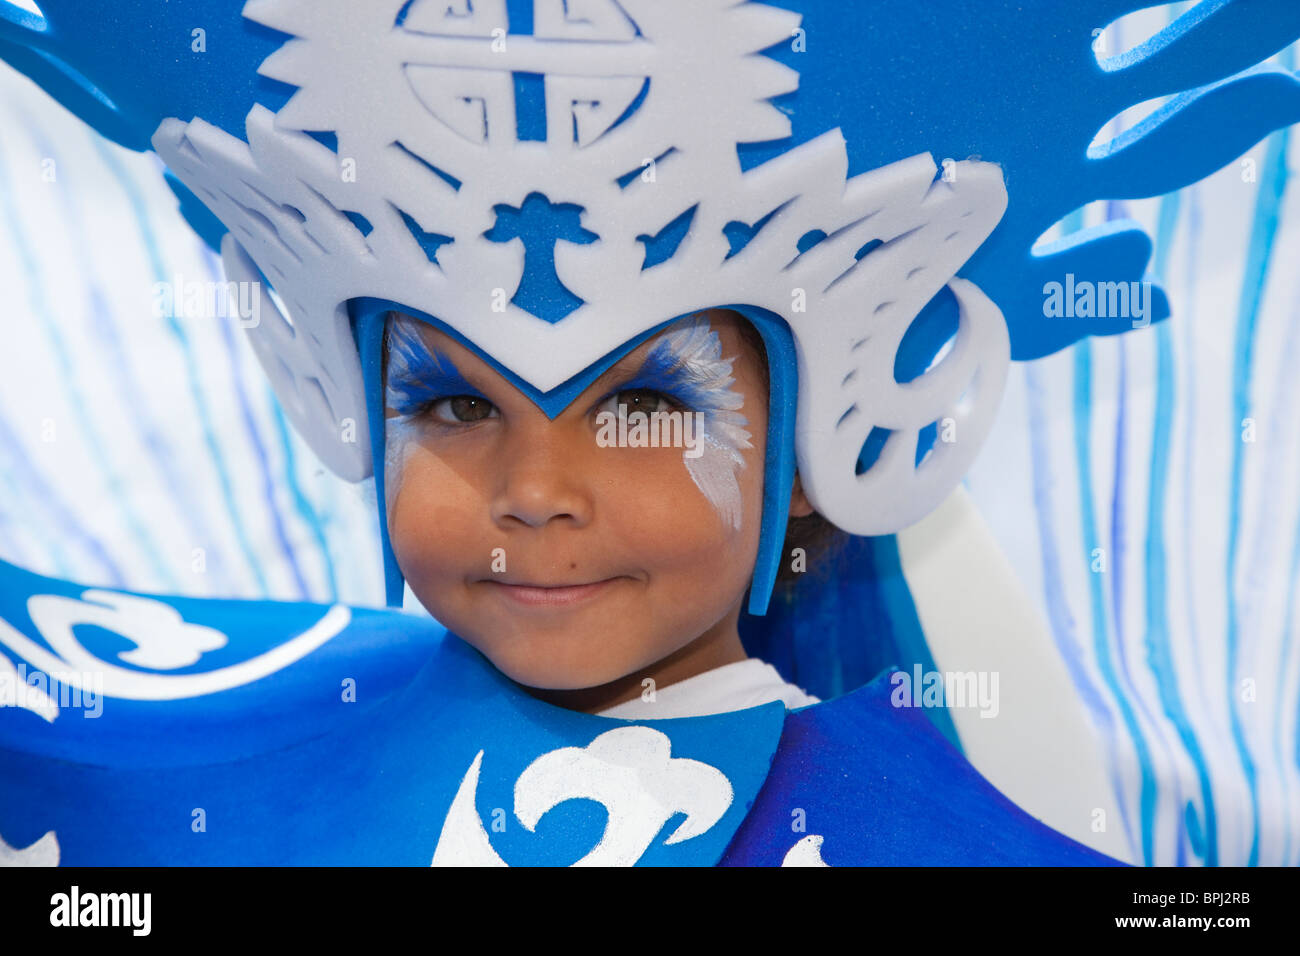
[483,192,600,322]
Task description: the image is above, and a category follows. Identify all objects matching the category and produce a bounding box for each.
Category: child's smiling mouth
[480,577,629,609]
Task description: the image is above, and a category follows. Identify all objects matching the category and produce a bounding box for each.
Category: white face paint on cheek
[647,315,754,531]
[382,314,442,528]
[685,432,749,531]
[383,415,419,525]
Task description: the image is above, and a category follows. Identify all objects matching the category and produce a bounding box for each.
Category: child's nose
[488,417,595,530]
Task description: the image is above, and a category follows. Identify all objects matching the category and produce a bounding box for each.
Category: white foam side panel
[895,485,1135,863]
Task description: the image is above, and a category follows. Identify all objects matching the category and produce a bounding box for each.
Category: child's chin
[475,639,635,694]
[495,657,627,693]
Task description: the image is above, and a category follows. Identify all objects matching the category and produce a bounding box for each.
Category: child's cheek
[601,440,760,555]
[388,448,487,582]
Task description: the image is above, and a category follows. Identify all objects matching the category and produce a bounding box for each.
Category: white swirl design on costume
[0,830,59,867]
[432,725,733,866]
[0,590,350,701]
[781,833,831,866]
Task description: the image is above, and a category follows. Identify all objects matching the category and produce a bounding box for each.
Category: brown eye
[615,388,668,414]
[431,396,499,423]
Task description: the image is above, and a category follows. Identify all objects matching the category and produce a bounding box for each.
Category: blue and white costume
[0,556,1114,866]
[1,0,1298,865]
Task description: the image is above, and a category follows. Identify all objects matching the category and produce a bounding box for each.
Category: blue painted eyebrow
[386,318,488,415]
[598,329,730,412]
[384,313,735,417]
[601,364,694,404]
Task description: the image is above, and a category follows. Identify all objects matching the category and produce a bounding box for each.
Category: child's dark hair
[731,312,849,595]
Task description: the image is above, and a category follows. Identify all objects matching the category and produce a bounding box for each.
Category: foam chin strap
[351,298,798,616]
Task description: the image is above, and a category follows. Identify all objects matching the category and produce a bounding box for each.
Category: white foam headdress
[151,0,1009,536]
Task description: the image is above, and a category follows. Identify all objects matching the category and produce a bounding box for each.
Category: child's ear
[789,472,815,518]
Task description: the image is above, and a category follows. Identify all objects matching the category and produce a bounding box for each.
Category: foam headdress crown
[3,0,1298,610]
[151,0,1009,538]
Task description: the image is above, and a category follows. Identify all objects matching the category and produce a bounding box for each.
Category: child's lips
[482,577,624,608]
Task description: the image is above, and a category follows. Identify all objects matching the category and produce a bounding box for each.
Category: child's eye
[596,388,681,416]
[428,395,500,424]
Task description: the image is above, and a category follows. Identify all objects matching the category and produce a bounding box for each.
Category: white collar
[597,658,820,720]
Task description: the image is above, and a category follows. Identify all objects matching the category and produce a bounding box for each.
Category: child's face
[383,308,775,691]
